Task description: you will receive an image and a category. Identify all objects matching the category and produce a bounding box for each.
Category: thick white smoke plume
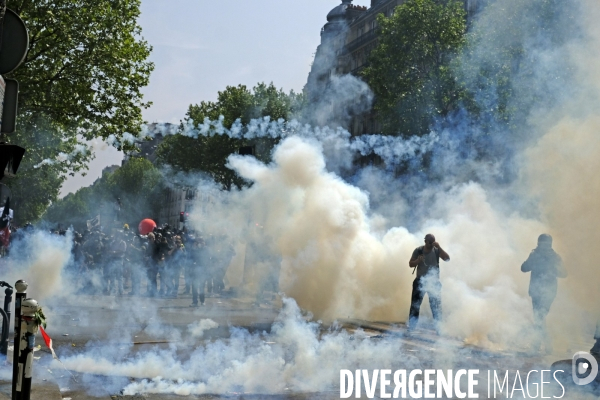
[37,115,439,170]
[33,143,90,169]
[187,135,550,351]
[4,231,72,301]
[58,299,423,396]
[25,0,600,396]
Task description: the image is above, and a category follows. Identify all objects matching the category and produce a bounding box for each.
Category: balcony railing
[345,29,378,53]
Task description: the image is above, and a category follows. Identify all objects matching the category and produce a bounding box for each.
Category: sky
[60,0,373,197]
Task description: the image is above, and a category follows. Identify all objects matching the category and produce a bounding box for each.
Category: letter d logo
[572,352,599,385]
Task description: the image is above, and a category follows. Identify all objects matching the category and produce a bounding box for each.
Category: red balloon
[138,219,156,235]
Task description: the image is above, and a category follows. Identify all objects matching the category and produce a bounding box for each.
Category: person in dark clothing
[211,236,234,294]
[407,233,450,331]
[591,321,600,357]
[165,235,185,297]
[104,229,127,295]
[156,235,173,296]
[190,237,207,306]
[128,235,146,295]
[145,233,160,296]
[82,229,105,293]
[521,234,567,352]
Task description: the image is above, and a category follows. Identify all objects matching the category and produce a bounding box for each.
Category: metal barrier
[12,280,27,400]
[0,280,13,355]
[0,279,42,400]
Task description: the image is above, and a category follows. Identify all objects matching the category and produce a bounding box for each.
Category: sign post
[0,75,5,131]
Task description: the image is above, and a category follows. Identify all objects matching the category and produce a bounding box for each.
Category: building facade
[122,123,202,228]
[306,0,479,136]
[305,0,404,136]
[159,187,198,229]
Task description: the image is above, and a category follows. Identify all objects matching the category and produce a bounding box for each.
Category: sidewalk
[0,379,62,400]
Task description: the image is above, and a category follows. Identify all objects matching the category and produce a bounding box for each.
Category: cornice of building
[349,0,398,26]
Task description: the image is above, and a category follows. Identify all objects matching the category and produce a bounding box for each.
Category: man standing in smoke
[145,232,159,297]
[521,234,567,352]
[408,234,450,331]
[189,237,207,306]
[105,228,127,295]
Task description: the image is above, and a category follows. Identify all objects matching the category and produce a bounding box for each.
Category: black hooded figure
[591,321,600,357]
[0,197,11,253]
[0,197,10,230]
[521,234,567,352]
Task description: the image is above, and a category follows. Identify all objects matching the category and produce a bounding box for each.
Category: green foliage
[363,0,467,136]
[4,0,153,223]
[43,158,164,230]
[33,307,47,329]
[458,0,579,129]
[107,157,162,198]
[6,115,89,224]
[156,83,304,190]
[9,0,153,144]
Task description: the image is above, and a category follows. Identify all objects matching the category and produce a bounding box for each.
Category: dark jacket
[521,246,567,302]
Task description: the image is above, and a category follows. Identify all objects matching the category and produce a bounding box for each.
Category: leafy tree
[4,0,153,223]
[8,0,153,143]
[363,0,467,136]
[105,157,163,225]
[7,115,89,224]
[156,83,304,190]
[458,0,579,130]
[43,157,163,229]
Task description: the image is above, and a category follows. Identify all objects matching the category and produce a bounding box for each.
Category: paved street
[0,290,590,399]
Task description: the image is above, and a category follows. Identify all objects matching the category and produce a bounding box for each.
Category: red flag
[0,226,9,248]
[39,326,57,360]
[39,326,78,382]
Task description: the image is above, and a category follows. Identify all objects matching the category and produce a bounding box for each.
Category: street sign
[0,183,10,206]
[0,9,28,75]
[0,143,25,179]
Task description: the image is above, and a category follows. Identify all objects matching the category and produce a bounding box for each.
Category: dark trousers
[168,265,181,295]
[408,276,442,329]
[103,260,123,294]
[191,269,207,305]
[531,295,554,350]
[531,296,552,326]
[146,263,158,295]
[130,264,143,294]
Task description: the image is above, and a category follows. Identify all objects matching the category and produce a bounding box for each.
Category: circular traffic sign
[0,9,29,75]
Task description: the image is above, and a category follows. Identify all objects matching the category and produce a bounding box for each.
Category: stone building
[121,123,201,228]
[305,0,404,135]
[306,0,480,136]
[123,122,174,164]
[159,187,199,230]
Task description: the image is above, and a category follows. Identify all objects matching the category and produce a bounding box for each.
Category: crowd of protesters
[62,223,235,306]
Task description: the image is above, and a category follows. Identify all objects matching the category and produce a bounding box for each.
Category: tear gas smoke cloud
[197,136,547,350]
[33,143,90,169]
[24,0,600,395]
[178,0,599,349]
[4,231,72,301]
[188,318,219,339]
[59,299,425,396]
[36,116,439,173]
